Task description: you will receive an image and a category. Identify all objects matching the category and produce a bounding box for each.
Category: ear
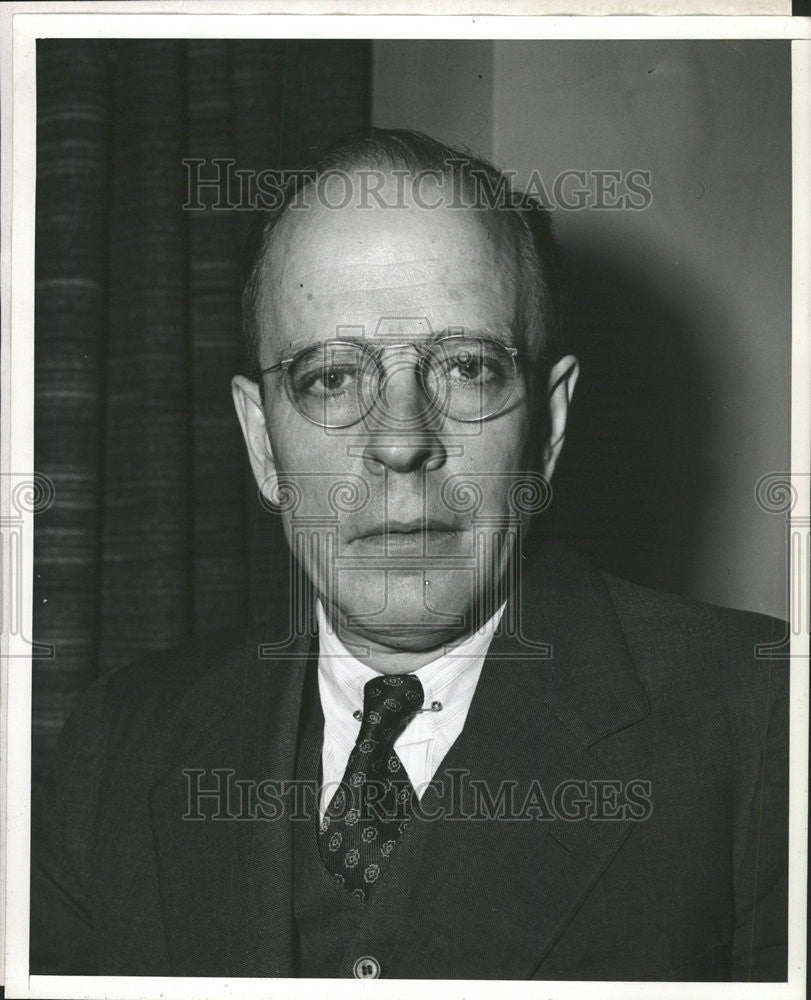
[231,375,278,505]
[540,354,579,480]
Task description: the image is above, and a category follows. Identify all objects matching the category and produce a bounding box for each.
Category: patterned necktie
[318,673,424,904]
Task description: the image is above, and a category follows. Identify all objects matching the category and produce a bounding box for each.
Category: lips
[347,517,462,555]
[352,517,459,542]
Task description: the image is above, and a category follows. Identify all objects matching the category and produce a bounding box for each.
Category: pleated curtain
[33,39,371,779]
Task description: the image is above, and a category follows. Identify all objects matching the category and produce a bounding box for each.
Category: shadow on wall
[549,242,717,599]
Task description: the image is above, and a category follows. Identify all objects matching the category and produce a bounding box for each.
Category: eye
[450,349,484,381]
[318,365,355,392]
[324,367,349,390]
[432,340,512,386]
[295,364,359,396]
[289,345,370,398]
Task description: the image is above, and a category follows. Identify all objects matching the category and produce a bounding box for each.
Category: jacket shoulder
[600,571,787,742]
[48,620,279,780]
[101,624,254,707]
[602,571,785,653]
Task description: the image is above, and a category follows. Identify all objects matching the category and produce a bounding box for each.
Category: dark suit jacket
[30,543,789,980]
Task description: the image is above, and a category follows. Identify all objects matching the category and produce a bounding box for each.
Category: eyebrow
[432,326,520,347]
[273,325,521,360]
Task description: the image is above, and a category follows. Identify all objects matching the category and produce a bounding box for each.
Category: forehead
[256,174,527,361]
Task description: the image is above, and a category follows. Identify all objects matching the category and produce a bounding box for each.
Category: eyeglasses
[261,334,543,429]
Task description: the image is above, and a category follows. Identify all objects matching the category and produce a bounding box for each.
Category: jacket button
[353,955,382,978]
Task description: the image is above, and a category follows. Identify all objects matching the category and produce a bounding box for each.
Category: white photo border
[2,8,809,1000]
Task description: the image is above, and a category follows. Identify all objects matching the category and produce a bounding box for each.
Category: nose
[361,360,447,476]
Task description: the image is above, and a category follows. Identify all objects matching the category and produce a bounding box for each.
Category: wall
[373,39,791,619]
[373,41,494,159]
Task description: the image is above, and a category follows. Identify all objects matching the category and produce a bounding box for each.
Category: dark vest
[292,659,432,978]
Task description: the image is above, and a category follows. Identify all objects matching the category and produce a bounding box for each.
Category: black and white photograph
[1,7,808,998]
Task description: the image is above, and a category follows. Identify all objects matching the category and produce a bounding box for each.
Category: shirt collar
[316,600,506,748]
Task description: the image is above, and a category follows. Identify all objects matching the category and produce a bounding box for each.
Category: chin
[328,568,477,650]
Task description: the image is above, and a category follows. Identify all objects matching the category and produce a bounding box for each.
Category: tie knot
[358,674,424,747]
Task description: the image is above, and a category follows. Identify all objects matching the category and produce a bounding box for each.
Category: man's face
[235,173,576,660]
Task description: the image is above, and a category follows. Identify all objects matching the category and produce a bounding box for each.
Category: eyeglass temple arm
[261,361,287,375]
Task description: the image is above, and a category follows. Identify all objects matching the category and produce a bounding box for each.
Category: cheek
[443,413,539,518]
[452,411,534,472]
[266,402,340,475]
[268,417,365,540]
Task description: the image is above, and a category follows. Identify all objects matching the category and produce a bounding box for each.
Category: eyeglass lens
[285,338,517,428]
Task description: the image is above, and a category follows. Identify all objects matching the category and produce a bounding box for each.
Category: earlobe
[541,355,580,480]
[231,375,278,502]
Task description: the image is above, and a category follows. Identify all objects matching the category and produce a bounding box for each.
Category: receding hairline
[254,181,537,365]
[241,130,564,380]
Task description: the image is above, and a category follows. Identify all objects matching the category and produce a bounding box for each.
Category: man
[31,129,788,981]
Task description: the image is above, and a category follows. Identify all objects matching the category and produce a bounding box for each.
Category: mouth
[354,518,458,539]
[350,519,461,551]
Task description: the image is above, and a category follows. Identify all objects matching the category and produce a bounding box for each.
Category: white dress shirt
[315,600,506,817]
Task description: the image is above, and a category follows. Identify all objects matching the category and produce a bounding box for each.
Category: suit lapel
[388,543,652,979]
[146,543,651,978]
[149,625,313,976]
